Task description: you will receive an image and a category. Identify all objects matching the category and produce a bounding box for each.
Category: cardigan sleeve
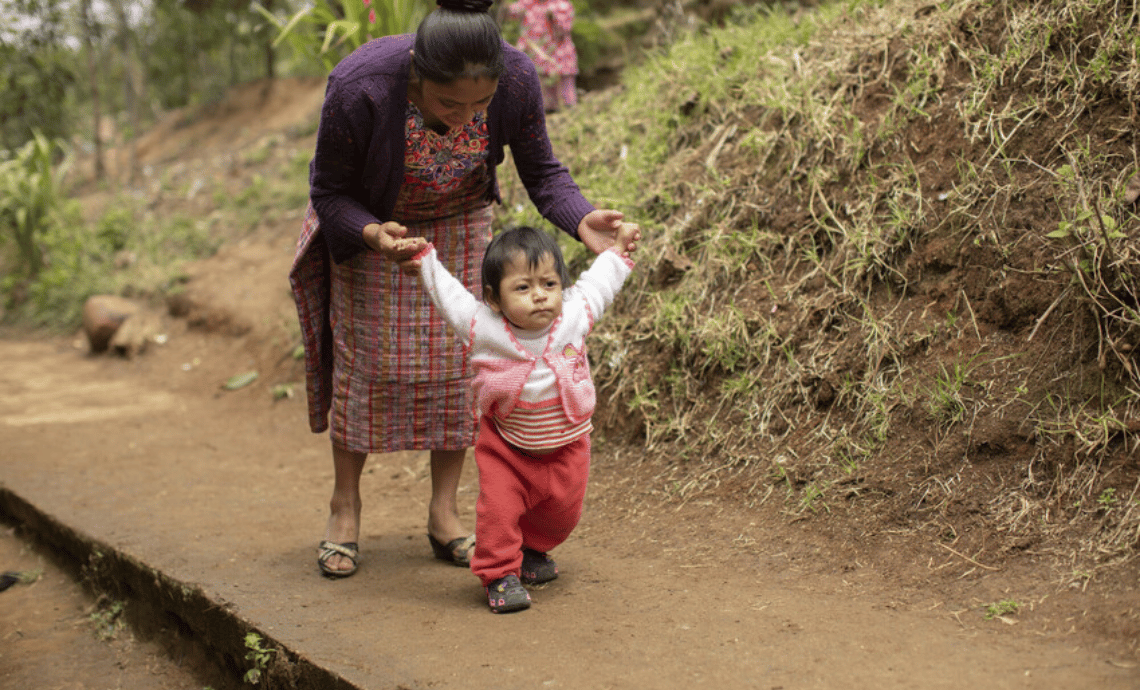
[308,37,412,264]
[498,49,595,239]
[309,71,384,259]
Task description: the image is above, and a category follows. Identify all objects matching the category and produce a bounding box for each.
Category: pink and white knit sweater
[416,244,634,451]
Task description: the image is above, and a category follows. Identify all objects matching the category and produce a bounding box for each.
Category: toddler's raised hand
[615,222,641,257]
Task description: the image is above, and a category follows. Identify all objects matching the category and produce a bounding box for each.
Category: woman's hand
[363,222,427,274]
[577,210,640,255]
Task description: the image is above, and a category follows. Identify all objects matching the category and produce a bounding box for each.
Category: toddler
[412,224,638,612]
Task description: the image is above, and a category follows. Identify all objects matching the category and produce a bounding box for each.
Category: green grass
[983,599,1020,620]
[535,0,1140,568]
[88,599,126,641]
[0,123,314,329]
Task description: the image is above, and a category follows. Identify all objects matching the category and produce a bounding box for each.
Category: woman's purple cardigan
[290,34,594,433]
[309,33,595,264]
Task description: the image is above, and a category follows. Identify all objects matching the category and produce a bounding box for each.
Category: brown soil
[2,74,1139,689]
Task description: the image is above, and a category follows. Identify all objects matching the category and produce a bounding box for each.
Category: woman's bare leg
[322,443,366,573]
[427,448,470,543]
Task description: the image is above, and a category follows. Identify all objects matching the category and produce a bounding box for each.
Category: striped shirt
[498,398,593,452]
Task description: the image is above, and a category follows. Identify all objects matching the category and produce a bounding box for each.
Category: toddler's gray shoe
[486,574,531,613]
[520,548,558,585]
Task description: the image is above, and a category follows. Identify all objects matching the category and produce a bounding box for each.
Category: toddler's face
[487,251,564,331]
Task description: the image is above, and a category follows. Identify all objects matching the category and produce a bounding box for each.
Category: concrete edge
[0,484,363,690]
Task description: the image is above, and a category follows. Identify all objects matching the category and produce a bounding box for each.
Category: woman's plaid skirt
[291,203,493,453]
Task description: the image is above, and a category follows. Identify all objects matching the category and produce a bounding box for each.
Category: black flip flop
[428,534,475,566]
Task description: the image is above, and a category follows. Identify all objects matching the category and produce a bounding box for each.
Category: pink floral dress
[507,0,578,110]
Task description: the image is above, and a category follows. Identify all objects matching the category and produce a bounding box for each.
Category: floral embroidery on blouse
[404,101,490,193]
[562,343,590,383]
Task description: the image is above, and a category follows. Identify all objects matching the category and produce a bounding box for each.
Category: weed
[983,599,1020,620]
[798,482,830,514]
[649,293,693,355]
[233,174,267,209]
[925,361,970,427]
[720,370,762,398]
[695,307,753,372]
[89,598,126,641]
[254,0,430,73]
[833,433,872,475]
[769,462,791,490]
[95,207,133,252]
[242,138,276,167]
[243,632,276,685]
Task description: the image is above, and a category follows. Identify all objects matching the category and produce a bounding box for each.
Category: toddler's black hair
[482,226,571,302]
[414,0,505,83]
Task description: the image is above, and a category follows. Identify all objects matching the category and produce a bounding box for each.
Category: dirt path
[0,74,1136,690]
[1,245,1137,688]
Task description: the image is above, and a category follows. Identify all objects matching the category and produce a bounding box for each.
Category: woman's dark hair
[413,0,505,83]
[482,226,571,302]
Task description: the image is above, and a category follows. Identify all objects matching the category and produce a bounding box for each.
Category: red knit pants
[471,416,591,586]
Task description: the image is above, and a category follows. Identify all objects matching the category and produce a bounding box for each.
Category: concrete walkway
[2,336,1137,690]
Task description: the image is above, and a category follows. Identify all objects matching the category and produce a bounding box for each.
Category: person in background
[408,224,639,612]
[507,0,579,112]
[290,0,638,579]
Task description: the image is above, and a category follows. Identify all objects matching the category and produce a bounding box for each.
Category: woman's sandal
[317,540,359,578]
[428,533,475,567]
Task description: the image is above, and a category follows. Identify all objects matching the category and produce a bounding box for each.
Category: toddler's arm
[572,246,636,323]
[414,244,481,344]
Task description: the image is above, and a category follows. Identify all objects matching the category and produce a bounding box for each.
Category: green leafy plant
[1097,488,1118,511]
[89,599,126,641]
[925,361,970,427]
[798,482,829,514]
[254,0,432,72]
[0,23,74,151]
[0,130,71,280]
[243,632,276,685]
[95,207,132,254]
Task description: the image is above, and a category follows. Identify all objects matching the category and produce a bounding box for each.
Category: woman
[290,0,635,577]
[507,0,579,112]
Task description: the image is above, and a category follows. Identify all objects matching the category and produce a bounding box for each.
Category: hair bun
[437,0,493,13]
